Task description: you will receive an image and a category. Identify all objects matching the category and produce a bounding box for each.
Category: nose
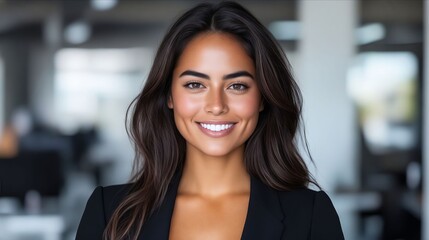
[204,88,228,115]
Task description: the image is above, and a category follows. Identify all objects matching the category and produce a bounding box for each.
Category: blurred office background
[0,0,425,239]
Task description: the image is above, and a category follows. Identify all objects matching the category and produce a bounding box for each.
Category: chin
[197,144,242,158]
[199,148,229,157]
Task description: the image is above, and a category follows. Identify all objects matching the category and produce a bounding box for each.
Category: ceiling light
[356,23,386,45]
[90,0,118,11]
[64,21,91,45]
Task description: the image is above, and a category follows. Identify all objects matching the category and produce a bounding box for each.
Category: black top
[76,172,344,240]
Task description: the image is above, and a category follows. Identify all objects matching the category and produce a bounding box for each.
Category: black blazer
[76,172,344,240]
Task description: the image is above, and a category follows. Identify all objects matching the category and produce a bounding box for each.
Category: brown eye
[184,82,204,89]
[228,83,248,91]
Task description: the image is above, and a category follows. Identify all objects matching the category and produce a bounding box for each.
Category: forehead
[174,32,254,74]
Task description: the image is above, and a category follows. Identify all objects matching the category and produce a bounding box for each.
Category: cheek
[171,91,202,118]
[230,93,262,118]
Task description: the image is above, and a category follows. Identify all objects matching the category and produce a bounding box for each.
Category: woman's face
[169,32,263,158]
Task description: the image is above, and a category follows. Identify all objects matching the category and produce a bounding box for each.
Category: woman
[76,1,344,240]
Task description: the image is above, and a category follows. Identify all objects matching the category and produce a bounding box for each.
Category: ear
[259,100,264,112]
[167,95,173,109]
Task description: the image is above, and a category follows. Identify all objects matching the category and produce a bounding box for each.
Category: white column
[29,48,56,127]
[297,1,358,239]
[423,0,429,239]
[298,0,358,192]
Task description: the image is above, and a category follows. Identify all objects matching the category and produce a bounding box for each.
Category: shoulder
[276,188,321,225]
[277,187,333,208]
[96,183,133,219]
[76,183,133,240]
[100,184,133,205]
[277,188,345,240]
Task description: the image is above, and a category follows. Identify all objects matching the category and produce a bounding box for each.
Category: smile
[199,123,234,132]
[197,122,236,138]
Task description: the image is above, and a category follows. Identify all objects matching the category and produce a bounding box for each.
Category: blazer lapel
[241,175,285,240]
[138,170,182,240]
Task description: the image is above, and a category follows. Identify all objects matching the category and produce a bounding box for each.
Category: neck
[178,144,250,198]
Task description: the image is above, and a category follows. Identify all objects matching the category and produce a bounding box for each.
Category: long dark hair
[104,1,316,239]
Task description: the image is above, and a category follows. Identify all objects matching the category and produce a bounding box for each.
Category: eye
[228,83,248,91]
[184,82,205,89]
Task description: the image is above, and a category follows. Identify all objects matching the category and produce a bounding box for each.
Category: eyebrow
[179,70,254,80]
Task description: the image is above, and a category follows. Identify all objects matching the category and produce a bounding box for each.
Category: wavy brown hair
[104,1,317,239]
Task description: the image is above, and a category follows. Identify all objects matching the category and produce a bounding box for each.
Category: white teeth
[200,123,234,132]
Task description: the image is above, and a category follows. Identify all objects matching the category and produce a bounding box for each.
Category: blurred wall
[29,48,56,127]
[0,56,4,136]
[0,41,30,120]
[423,1,429,239]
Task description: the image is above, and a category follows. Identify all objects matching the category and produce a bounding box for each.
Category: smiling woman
[76,1,344,240]
[169,33,262,159]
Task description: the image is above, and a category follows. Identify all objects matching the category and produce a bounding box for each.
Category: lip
[196,121,236,138]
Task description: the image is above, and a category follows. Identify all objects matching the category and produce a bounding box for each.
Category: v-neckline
[166,171,253,240]
[137,170,285,240]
